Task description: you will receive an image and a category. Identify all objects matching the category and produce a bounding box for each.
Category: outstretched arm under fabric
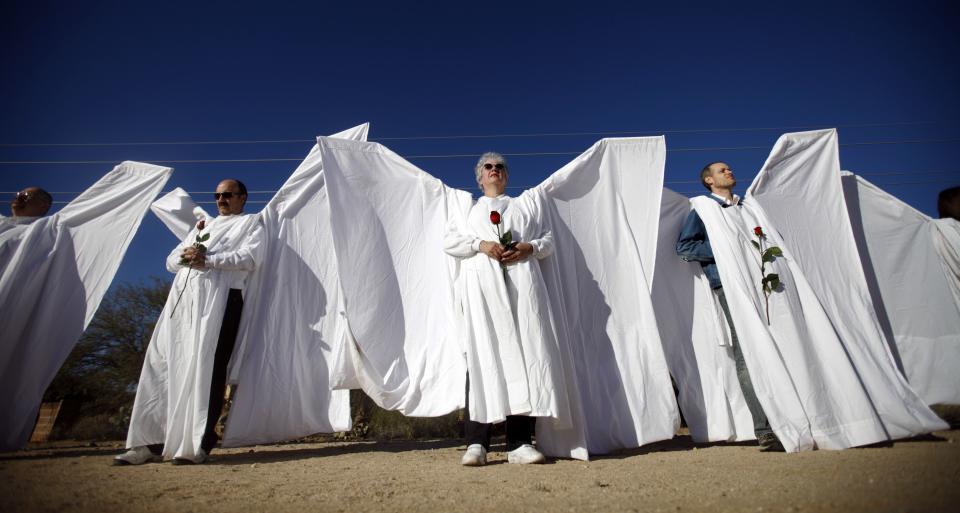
[676,209,714,263]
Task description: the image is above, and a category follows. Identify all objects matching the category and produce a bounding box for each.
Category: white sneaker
[461,444,487,466]
[172,448,208,465]
[112,446,158,466]
[507,444,545,464]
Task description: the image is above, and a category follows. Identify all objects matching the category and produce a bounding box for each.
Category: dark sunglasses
[13,191,37,201]
[214,192,241,200]
[483,163,505,171]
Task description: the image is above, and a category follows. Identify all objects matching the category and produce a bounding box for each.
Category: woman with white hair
[443,152,562,466]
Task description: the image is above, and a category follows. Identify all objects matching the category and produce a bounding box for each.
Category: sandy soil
[2,429,958,513]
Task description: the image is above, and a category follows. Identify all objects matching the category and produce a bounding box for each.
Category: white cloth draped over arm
[318,136,469,418]
[0,161,171,451]
[221,123,368,447]
[146,124,369,449]
[740,129,946,448]
[150,187,209,241]
[533,137,679,457]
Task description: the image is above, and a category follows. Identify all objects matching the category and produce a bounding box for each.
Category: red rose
[197,219,206,231]
[754,226,763,237]
[490,211,501,225]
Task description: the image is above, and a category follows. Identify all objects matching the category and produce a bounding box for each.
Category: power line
[24,177,959,203]
[1,138,957,165]
[0,121,936,148]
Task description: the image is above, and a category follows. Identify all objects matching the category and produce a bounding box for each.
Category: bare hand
[500,242,534,264]
[479,241,505,260]
[181,246,207,269]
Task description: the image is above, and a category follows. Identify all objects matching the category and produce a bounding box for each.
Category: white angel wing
[0,161,171,450]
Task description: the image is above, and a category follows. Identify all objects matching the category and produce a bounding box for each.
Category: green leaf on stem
[761,246,782,263]
[500,231,513,247]
[198,233,211,242]
[750,240,760,250]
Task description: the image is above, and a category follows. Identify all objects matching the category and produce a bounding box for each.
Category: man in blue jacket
[676,161,782,451]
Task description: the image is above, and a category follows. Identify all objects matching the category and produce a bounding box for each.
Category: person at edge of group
[444,153,551,466]
[3,187,53,224]
[939,186,960,221]
[115,179,264,466]
[675,162,783,452]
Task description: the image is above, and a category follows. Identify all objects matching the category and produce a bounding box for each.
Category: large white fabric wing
[840,173,960,405]
[319,136,679,459]
[534,137,680,455]
[319,136,470,418]
[146,124,370,446]
[0,161,171,450]
[743,129,946,445]
[222,123,369,446]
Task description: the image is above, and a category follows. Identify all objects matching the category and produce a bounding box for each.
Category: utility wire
[26,177,960,202]
[1,138,957,165]
[0,121,935,147]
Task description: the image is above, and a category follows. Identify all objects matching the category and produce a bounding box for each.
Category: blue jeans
[716,287,772,438]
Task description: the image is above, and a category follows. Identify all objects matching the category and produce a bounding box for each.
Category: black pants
[148,288,243,456]
[464,375,536,452]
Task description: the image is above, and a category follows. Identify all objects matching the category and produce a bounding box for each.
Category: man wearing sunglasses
[118,178,266,465]
[8,187,53,219]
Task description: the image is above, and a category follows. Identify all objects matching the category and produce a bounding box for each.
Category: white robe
[0,162,172,450]
[443,193,569,424]
[841,173,960,405]
[651,189,755,443]
[690,128,946,453]
[126,213,265,460]
[144,124,368,447]
[319,136,679,460]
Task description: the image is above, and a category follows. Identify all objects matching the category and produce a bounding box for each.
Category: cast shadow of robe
[840,175,904,375]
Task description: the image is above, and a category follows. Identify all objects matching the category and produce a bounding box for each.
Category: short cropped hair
[700,162,724,191]
[33,188,53,208]
[939,186,960,220]
[222,179,248,197]
[474,152,509,184]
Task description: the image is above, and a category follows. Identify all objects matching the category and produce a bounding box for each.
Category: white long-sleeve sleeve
[529,229,554,259]
[205,221,266,271]
[443,218,482,257]
[165,239,190,274]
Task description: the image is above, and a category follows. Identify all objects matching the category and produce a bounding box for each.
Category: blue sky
[2,1,958,286]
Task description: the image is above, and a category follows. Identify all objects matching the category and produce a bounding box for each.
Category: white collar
[2,215,41,225]
[710,193,740,206]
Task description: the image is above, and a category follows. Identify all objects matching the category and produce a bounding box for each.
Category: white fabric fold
[651,188,754,443]
[841,173,960,405]
[142,124,369,448]
[319,136,680,460]
[126,213,265,459]
[0,161,171,450]
[694,128,948,453]
[222,123,368,446]
[151,187,209,241]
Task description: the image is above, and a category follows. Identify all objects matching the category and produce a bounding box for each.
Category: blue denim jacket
[675,195,740,289]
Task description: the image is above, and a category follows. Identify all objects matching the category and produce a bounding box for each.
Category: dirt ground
[2,429,958,513]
